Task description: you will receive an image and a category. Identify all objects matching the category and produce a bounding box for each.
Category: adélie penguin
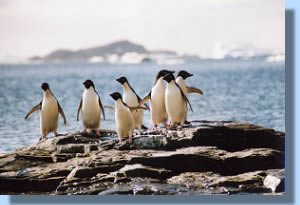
[77,80,105,136]
[163,73,193,127]
[116,77,149,130]
[175,70,204,96]
[176,70,204,123]
[110,92,148,144]
[25,83,67,141]
[139,70,174,128]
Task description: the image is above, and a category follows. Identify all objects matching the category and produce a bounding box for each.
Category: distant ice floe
[150,53,184,65]
[0,55,28,64]
[212,42,257,60]
[265,54,285,63]
[88,56,104,63]
[87,52,185,65]
[120,52,147,64]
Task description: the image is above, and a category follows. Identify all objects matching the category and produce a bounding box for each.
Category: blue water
[0,60,284,152]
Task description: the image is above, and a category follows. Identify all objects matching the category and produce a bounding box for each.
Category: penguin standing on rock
[25,83,66,141]
[110,92,147,144]
[163,73,193,127]
[77,80,105,136]
[140,70,174,128]
[176,70,204,123]
[116,77,149,130]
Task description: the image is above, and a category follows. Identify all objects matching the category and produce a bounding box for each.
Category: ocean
[0,60,285,152]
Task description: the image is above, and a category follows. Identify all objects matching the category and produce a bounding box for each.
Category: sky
[0,0,284,60]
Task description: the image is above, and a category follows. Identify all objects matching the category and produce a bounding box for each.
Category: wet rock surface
[0,121,285,195]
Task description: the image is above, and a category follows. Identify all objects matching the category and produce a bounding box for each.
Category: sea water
[0,60,284,152]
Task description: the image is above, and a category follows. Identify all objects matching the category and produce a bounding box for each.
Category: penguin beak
[116,78,122,84]
[188,73,193,77]
[170,71,175,74]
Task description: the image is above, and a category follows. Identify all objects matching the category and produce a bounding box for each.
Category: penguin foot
[127,138,133,144]
[165,124,174,129]
[38,137,46,143]
[54,132,61,137]
[81,129,89,136]
[184,120,191,125]
[96,130,102,137]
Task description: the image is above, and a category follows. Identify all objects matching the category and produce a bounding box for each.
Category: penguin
[163,73,193,127]
[175,70,204,96]
[25,82,66,141]
[139,70,174,128]
[110,92,147,144]
[116,77,149,130]
[77,79,105,135]
[176,70,204,124]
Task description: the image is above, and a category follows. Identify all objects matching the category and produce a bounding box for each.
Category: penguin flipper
[187,86,204,95]
[25,102,42,119]
[129,106,149,112]
[177,83,193,112]
[183,94,193,112]
[98,97,106,120]
[58,102,67,125]
[143,103,150,111]
[139,92,151,108]
[77,99,82,121]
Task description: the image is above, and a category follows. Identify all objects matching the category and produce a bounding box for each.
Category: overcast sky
[0,0,284,59]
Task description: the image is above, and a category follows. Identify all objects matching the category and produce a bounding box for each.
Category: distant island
[28,40,284,65]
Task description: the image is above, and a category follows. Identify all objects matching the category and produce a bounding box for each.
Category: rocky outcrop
[0,121,284,195]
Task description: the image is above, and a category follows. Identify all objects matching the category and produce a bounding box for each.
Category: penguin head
[83,80,95,89]
[156,69,175,80]
[177,70,193,80]
[110,92,122,101]
[116,77,128,85]
[41,83,50,91]
[163,73,175,83]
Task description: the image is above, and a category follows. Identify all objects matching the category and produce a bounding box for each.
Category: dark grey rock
[0,121,285,195]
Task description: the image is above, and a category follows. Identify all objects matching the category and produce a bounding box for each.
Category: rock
[132,135,168,150]
[263,169,285,192]
[57,144,86,154]
[129,147,284,175]
[168,169,285,194]
[188,121,284,152]
[0,121,285,195]
[115,164,172,179]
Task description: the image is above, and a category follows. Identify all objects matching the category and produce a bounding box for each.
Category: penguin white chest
[165,83,187,125]
[82,89,100,128]
[115,101,134,140]
[151,80,168,124]
[176,77,187,96]
[40,95,59,134]
[123,90,138,106]
[123,89,143,129]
